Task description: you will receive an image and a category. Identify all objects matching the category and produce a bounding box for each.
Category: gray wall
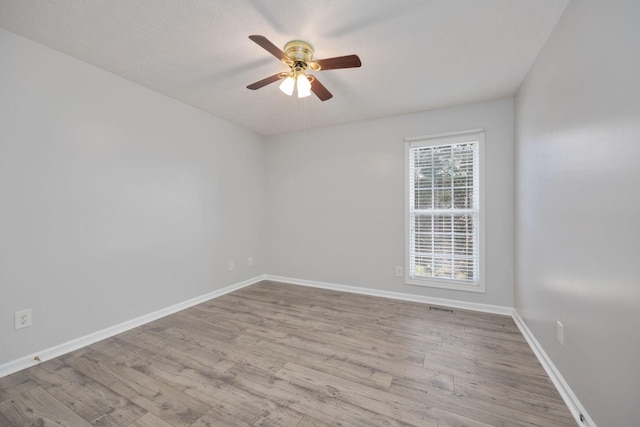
[0,28,266,365]
[266,98,514,307]
[514,1,640,426]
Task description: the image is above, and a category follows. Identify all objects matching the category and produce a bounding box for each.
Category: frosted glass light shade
[297,74,312,98]
[279,76,295,96]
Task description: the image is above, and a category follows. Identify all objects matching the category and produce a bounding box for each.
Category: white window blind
[405,130,484,292]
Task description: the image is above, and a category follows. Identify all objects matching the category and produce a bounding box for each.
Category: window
[405,129,485,292]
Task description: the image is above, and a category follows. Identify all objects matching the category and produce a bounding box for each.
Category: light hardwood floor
[0,281,576,426]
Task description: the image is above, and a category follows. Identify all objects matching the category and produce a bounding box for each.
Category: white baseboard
[512,310,595,427]
[264,274,513,316]
[0,275,265,378]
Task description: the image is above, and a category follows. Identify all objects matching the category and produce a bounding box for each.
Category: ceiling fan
[246,35,361,101]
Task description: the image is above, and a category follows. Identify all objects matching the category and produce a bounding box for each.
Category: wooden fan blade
[313,54,361,70]
[249,35,288,61]
[310,77,333,101]
[247,73,283,90]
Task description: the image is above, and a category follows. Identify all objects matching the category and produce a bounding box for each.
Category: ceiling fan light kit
[295,74,312,98]
[279,75,295,96]
[247,35,361,101]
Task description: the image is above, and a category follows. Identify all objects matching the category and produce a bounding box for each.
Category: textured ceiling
[0,0,569,136]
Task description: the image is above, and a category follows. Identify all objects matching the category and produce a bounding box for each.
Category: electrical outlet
[228,260,234,270]
[556,321,564,345]
[396,266,403,277]
[248,257,253,266]
[15,309,32,330]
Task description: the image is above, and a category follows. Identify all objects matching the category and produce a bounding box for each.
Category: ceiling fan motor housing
[283,40,321,71]
[283,40,313,62]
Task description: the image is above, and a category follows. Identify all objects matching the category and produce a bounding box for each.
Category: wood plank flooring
[0,281,576,426]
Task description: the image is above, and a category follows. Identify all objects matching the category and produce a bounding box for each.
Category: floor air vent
[428,306,454,314]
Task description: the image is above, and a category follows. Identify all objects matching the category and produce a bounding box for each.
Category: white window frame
[404,129,485,293]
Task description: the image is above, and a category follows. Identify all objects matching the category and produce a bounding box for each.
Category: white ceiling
[0,0,569,136]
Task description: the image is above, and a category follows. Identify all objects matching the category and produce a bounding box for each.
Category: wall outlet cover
[556,320,564,345]
[15,309,32,330]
